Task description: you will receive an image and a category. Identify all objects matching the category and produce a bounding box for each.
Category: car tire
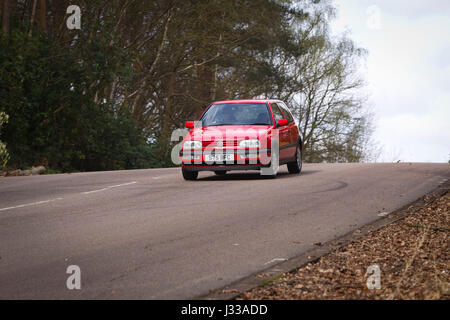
[214,170,227,176]
[182,168,198,180]
[287,144,302,174]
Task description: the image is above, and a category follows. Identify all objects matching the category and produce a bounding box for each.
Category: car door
[270,102,290,162]
[279,102,298,160]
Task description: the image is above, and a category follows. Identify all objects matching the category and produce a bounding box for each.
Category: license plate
[204,154,234,162]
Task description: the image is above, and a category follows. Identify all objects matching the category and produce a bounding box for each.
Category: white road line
[0,181,138,211]
[81,181,137,194]
[0,197,64,212]
[152,174,178,180]
[264,258,287,265]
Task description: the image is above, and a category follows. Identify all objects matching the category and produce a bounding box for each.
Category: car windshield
[200,103,272,126]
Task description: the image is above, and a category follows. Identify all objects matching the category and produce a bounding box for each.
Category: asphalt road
[0,163,448,299]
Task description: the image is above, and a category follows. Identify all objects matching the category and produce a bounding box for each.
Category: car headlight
[183,140,202,150]
[239,139,260,148]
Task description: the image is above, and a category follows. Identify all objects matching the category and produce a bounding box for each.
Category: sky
[330,0,450,162]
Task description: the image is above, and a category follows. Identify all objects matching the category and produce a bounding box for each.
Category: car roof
[211,99,281,105]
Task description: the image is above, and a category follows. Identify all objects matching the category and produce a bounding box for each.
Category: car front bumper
[182,164,268,172]
[180,148,272,171]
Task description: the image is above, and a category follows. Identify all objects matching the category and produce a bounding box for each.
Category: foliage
[0,29,154,171]
[0,0,377,171]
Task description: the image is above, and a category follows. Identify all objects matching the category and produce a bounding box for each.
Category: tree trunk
[195,58,213,117]
[2,0,10,34]
[159,71,176,161]
[195,63,204,117]
[39,0,46,33]
[28,0,37,36]
[162,72,176,139]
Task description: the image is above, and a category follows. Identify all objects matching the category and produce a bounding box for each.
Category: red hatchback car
[180,99,303,180]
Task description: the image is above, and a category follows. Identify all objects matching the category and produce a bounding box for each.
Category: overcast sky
[331,0,450,162]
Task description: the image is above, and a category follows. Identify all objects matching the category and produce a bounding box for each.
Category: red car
[180,99,303,180]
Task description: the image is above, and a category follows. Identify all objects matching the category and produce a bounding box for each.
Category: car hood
[186,125,272,142]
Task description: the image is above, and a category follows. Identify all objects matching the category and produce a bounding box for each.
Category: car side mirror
[277,119,288,127]
[185,121,195,129]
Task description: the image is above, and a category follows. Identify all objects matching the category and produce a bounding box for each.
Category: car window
[279,102,294,123]
[271,103,284,122]
[200,103,272,126]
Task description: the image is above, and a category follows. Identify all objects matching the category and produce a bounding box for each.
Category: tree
[279,4,375,162]
[0,0,377,171]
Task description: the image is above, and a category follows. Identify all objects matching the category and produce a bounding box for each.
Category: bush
[0,31,155,171]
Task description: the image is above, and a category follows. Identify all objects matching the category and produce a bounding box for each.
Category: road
[0,163,448,299]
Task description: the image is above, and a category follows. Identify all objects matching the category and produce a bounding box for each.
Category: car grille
[202,140,239,147]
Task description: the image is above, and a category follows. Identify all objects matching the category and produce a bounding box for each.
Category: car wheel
[214,170,227,176]
[287,144,302,174]
[182,168,198,180]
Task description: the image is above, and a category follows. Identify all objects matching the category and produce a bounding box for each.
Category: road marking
[81,181,137,194]
[378,211,389,217]
[264,258,287,265]
[0,182,138,212]
[0,198,64,212]
[152,173,178,180]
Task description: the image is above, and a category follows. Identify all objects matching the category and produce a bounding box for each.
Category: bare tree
[283,7,375,163]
